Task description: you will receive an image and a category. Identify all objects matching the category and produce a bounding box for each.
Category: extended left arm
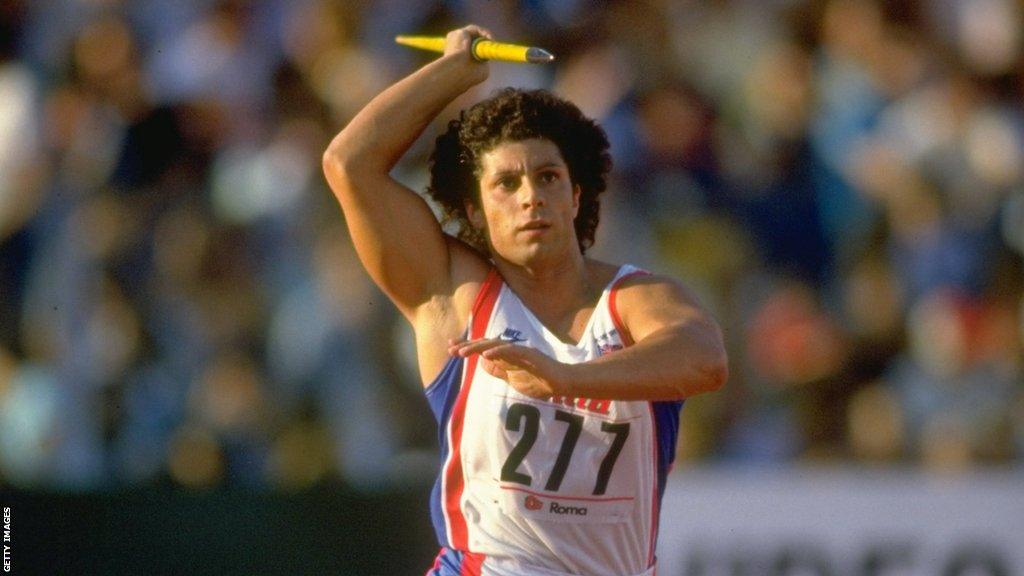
[452,274,728,401]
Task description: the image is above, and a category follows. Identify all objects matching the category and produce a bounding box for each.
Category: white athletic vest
[424,265,683,576]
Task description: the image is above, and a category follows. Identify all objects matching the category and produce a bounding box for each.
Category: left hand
[449,338,568,398]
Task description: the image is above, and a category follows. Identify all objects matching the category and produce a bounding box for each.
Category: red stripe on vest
[442,269,502,550]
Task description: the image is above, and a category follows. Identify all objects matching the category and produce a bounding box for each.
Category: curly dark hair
[426,88,612,255]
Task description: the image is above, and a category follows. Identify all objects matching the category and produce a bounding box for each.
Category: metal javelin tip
[526,47,555,64]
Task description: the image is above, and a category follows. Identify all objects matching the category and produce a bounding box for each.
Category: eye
[496,176,518,190]
[539,171,559,184]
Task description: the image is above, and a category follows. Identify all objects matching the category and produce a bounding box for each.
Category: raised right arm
[321,26,491,320]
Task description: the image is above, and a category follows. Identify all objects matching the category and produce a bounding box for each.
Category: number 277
[499,403,630,495]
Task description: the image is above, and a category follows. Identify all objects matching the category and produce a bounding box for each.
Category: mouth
[517,220,552,233]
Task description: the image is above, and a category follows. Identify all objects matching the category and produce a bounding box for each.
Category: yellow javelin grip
[394,35,554,64]
[471,38,529,63]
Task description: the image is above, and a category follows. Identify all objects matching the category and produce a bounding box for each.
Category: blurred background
[0,0,1022,574]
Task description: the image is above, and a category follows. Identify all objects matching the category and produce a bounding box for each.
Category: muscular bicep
[323,162,482,319]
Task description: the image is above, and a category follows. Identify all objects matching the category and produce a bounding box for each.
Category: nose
[519,179,546,209]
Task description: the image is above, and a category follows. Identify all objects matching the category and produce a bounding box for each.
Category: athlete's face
[470,138,580,265]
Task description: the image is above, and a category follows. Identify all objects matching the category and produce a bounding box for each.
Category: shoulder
[611,269,709,320]
[583,259,694,304]
[611,270,720,345]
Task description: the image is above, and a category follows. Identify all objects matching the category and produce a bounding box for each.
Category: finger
[483,353,521,372]
[447,337,483,355]
[482,344,542,373]
[449,337,509,357]
[445,27,476,53]
[459,24,493,40]
[481,342,534,365]
[481,357,509,381]
[459,339,510,357]
[486,345,555,380]
[445,24,492,50]
[516,386,552,400]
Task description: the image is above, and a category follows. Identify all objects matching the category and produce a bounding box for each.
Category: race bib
[480,394,642,524]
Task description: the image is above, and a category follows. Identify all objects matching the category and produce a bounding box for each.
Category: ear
[572,184,581,218]
[465,200,486,230]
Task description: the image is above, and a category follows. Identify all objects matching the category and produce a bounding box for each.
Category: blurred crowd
[0,0,1021,491]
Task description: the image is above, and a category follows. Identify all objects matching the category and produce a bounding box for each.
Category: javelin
[395,35,555,64]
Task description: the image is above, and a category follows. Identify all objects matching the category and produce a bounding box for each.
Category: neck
[492,250,593,315]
